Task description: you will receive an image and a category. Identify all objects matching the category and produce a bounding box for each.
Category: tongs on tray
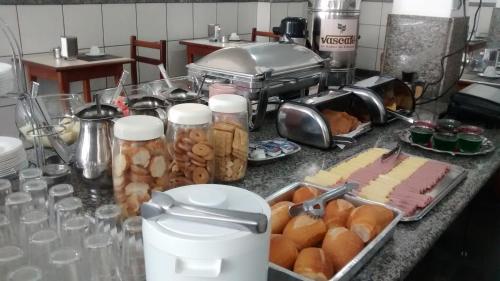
[288,182,358,219]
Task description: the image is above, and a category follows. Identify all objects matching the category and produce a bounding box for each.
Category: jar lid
[209,94,247,114]
[114,115,164,141]
[168,103,212,125]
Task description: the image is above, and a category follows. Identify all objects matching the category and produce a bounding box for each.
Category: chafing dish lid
[188,42,325,77]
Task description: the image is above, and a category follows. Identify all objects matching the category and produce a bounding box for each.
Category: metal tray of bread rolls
[266,182,403,281]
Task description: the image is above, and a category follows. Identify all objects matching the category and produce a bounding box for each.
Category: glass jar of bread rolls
[208,94,249,182]
[112,115,169,217]
[166,103,215,188]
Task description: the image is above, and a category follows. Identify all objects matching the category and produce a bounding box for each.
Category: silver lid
[309,0,360,11]
[188,42,325,77]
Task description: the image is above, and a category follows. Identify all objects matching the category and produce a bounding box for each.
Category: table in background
[23,54,134,102]
[179,39,254,64]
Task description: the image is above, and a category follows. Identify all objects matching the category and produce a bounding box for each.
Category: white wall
[0,2,268,96]
[392,0,458,17]
[356,1,392,71]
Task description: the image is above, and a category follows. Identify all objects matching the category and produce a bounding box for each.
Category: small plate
[85,52,106,57]
[398,129,495,156]
[477,73,500,79]
[248,138,301,164]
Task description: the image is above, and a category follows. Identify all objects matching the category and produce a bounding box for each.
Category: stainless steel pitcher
[74,103,119,181]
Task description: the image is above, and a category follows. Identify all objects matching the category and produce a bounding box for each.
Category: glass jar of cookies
[208,94,249,182]
[166,103,215,188]
[112,115,169,217]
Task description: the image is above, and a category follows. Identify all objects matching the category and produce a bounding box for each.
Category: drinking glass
[22,179,47,210]
[61,215,92,252]
[0,179,12,213]
[5,192,33,233]
[120,216,144,281]
[19,210,49,248]
[28,229,59,272]
[95,204,122,245]
[0,214,14,245]
[54,197,82,235]
[7,265,43,281]
[48,248,86,281]
[85,233,122,281]
[18,168,43,188]
[47,184,74,227]
[0,245,25,278]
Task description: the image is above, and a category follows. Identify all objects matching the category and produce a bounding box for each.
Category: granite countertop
[74,102,500,281]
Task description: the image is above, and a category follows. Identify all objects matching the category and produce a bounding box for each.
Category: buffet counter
[72,102,500,281]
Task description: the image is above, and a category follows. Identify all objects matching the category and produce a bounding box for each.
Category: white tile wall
[63,5,104,49]
[288,2,307,18]
[136,3,167,41]
[381,2,393,26]
[256,2,271,37]
[378,26,387,49]
[167,41,187,77]
[356,47,378,70]
[193,3,217,38]
[360,2,382,25]
[358,24,380,48]
[17,5,64,54]
[167,3,194,41]
[0,6,21,57]
[102,4,137,46]
[238,2,258,34]
[138,47,161,83]
[217,2,238,35]
[271,3,288,28]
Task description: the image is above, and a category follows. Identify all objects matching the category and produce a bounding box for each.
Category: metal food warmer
[187,42,330,130]
[277,88,387,149]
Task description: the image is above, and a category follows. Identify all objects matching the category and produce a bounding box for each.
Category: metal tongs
[141,192,268,234]
[288,182,358,219]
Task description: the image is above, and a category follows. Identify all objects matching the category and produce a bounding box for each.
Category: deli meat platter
[304,148,468,222]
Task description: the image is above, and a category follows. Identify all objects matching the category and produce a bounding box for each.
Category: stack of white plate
[0,136,28,177]
[0,62,14,96]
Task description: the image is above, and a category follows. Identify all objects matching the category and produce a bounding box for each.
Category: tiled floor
[405,170,500,281]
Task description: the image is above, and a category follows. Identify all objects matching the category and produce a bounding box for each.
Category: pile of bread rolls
[269,186,394,281]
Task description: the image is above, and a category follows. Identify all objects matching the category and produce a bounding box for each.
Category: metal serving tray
[322,149,468,222]
[266,182,403,281]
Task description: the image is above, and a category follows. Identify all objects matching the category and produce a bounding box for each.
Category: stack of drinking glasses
[0,168,145,281]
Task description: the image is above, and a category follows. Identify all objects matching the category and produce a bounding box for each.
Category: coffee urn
[308,0,360,86]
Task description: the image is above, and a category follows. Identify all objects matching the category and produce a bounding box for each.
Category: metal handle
[168,205,268,234]
[158,64,174,88]
[321,182,358,202]
[111,70,129,103]
[330,135,356,146]
[386,108,415,124]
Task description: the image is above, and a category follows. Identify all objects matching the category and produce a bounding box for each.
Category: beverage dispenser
[308,0,361,86]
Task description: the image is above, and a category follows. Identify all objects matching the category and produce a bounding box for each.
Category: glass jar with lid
[112,115,169,217]
[208,94,249,182]
[166,103,215,188]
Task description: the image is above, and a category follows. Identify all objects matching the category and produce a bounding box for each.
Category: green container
[410,126,434,145]
[458,133,483,153]
[432,132,458,151]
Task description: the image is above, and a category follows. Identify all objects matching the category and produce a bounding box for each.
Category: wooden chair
[130,35,167,85]
[251,28,280,42]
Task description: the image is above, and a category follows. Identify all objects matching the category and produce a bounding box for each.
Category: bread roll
[294,248,334,281]
[323,199,355,228]
[347,205,394,242]
[322,227,364,271]
[292,186,320,204]
[271,201,293,234]
[269,234,298,270]
[283,215,327,250]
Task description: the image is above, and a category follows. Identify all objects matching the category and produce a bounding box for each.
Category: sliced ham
[347,154,408,185]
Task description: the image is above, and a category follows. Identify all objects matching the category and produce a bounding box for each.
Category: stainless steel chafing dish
[187,42,329,129]
[277,88,386,149]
